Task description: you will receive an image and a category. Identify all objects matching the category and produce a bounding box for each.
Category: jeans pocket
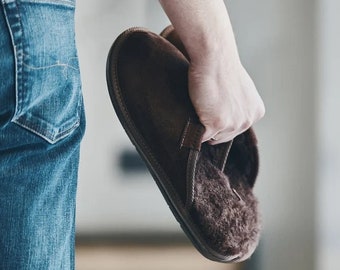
[2,0,82,144]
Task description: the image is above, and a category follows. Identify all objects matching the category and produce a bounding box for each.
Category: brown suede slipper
[106,26,261,263]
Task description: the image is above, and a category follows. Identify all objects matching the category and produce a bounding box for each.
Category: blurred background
[75,0,340,269]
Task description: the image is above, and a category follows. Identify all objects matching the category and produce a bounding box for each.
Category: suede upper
[106,27,261,263]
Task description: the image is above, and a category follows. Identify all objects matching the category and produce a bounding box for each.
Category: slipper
[106,26,261,263]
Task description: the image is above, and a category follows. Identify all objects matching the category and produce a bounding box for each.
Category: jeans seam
[12,113,81,143]
[3,0,75,8]
[2,0,24,119]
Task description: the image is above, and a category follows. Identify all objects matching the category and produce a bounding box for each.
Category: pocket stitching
[3,0,82,144]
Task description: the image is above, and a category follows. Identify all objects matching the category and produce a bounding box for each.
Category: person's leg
[0,0,85,269]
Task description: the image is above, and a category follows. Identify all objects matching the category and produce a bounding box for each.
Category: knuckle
[256,102,266,119]
[240,119,252,130]
[260,105,266,118]
[211,114,228,131]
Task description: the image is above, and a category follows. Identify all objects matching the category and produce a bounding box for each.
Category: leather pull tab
[213,140,233,171]
[180,118,205,151]
[200,140,233,171]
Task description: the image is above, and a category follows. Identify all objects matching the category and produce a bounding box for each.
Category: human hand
[158,0,265,144]
[188,59,265,144]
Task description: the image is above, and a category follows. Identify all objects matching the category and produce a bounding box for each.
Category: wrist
[189,37,242,77]
[184,24,241,67]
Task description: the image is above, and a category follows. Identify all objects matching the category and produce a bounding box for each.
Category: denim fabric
[0,0,85,269]
[2,0,82,143]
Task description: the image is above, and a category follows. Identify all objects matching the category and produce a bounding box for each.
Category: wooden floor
[76,244,242,270]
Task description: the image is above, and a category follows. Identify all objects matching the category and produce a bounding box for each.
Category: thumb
[201,126,217,143]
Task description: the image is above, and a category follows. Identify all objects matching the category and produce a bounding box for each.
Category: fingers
[201,104,265,145]
[205,127,246,145]
[202,122,250,145]
[188,57,265,146]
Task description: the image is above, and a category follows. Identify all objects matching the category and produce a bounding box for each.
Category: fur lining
[190,148,261,261]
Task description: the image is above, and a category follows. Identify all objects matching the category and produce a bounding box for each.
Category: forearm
[158,0,240,66]
[159,0,265,143]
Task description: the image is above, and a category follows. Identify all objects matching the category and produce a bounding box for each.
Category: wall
[316,0,340,269]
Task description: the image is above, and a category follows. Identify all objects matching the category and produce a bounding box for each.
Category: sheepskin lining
[190,140,261,261]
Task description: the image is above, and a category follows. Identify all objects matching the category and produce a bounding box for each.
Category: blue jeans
[0,0,85,269]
